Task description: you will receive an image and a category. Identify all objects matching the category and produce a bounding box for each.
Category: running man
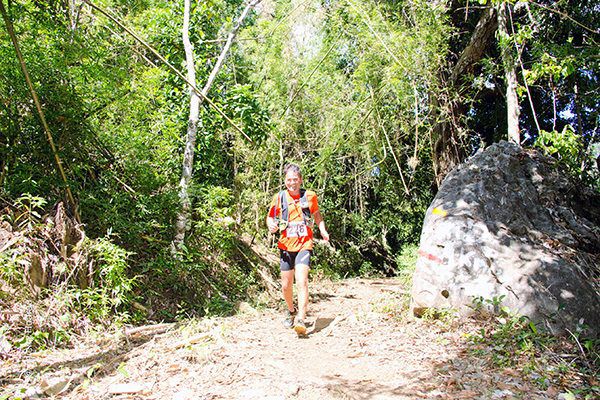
[266,163,330,336]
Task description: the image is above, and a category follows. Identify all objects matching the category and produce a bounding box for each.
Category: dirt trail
[2,278,551,399]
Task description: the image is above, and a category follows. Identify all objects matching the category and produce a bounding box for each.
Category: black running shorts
[279,249,312,271]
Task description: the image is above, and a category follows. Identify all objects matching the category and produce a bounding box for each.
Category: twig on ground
[125,323,176,337]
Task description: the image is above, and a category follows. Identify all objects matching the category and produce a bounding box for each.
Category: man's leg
[295,264,310,320]
[281,269,295,312]
[280,250,295,312]
[294,250,311,321]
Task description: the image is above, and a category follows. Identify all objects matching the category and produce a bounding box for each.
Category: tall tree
[0,0,79,220]
[174,0,201,248]
[432,4,498,185]
[174,0,259,248]
[497,1,520,144]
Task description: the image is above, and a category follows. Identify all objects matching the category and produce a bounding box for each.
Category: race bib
[286,221,308,237]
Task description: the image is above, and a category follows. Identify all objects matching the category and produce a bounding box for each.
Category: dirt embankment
[0,278,582,399]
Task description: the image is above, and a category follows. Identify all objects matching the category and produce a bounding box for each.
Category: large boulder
[411,141,600,337]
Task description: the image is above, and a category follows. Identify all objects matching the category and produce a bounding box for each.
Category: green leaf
[561,391,576,400]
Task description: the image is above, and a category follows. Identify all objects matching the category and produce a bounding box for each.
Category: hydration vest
[277,189,312,230]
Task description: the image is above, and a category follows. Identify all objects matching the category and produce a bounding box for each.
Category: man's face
[285,171,302,193]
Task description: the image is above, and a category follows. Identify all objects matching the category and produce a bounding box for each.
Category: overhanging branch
[82,0,252,142]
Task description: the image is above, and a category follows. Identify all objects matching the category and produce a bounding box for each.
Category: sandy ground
[1,278,557,399]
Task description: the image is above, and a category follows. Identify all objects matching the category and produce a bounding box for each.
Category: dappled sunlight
[412,142,599,337]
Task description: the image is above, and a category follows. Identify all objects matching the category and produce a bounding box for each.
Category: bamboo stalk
[0,0,80,222]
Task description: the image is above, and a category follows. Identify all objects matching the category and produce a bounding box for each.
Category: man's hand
[267,217,279,233]
[314,211,329,242]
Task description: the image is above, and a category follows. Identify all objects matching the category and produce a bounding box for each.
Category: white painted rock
[411,141,600,337]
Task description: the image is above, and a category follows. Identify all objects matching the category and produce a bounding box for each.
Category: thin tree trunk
[83,0,250,141]
[173,0,260,248]
[511,3,541,136]
[448,6,498,88]
[573,83,583,138]
[173,0,201,248]
[498,2,520,144]
[371,87,410,196]
[431,5,498,187]
[0,158,6,188]
[200,0,260,102]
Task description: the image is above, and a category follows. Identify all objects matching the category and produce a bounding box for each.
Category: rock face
[411,141,600,337]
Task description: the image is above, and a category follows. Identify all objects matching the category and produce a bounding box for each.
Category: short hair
[283,163,302,177]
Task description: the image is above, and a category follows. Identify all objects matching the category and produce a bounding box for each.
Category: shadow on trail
[310,291,358,305]
[0,333,159,393]
[320,375,427,399]
[310,317,335,334]
[309,292,335,303]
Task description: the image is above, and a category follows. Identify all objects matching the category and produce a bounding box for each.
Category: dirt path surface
[2,278,554,399]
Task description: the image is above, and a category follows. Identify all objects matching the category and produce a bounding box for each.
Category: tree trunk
[173,0,200,248]
[201,0,260,101]
[173,0,260,248]
[497,1,520,144]
[432,6,498,187]
[448,6,498,88]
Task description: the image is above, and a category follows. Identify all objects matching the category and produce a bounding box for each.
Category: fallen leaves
[1,278,597,400]
[108,382,148,395]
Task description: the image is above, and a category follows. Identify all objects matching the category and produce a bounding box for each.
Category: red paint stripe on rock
[417,249,443,264]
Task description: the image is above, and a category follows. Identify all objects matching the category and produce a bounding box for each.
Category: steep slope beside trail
[3,279,554,399]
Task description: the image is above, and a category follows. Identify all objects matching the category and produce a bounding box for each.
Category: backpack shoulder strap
[280,189,311,222]
[279,190,289,221]
[299,189,311,220]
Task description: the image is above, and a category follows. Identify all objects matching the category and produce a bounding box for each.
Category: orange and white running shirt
[268,190,319,252]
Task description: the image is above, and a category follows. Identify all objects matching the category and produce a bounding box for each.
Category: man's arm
[313,210,329,241]
[266,195,279,233]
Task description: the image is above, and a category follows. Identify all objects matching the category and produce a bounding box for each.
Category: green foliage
[471,294,508,315]
[1,194,47,232]
[87,237,136,311]
[0,0,436,354]
[13,329,49,351]
[312,242,364,279]
[10,194,47,230]
[449,0,598,164]
[1,0,268,329]
[0,249,23,287]
[238,0,443,277]
[525,52,578,84]
[535,125,581,164]
[468,296,546,367]
[131,185,255,320]
[225,84,271,143]
[395,243,418,287]
[0,196,45,286]
[421,307,459,328]
[139,244,254,320]
[191,185,236,249]
[395,243,418,271]
[2,0,597,368]
[534,125,599,187]
[471,314,544,367]
[0,199,136,351]
[466,296,599,397]
[358,260,377,277]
